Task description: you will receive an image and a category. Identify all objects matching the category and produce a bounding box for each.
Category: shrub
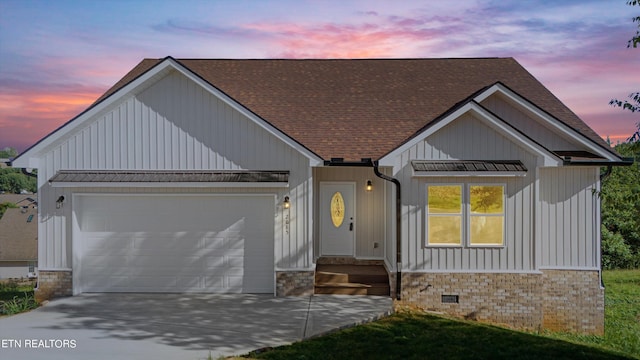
[0,293,39,315]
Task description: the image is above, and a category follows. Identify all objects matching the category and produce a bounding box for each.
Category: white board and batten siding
[390,110,602,272]
[538,167,601,269]
[392,114,538,272]
[36,69,314,276]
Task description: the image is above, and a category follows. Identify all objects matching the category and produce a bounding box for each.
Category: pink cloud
[0,86,104,152]
[243,16,450,58]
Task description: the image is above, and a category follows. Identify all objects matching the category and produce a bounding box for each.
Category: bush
[600,141,640,269]
[0,293,38,315]
[601,226,637,269]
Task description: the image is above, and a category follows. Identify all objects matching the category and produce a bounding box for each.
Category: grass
[241,269,640,360]
[0,279,38,316]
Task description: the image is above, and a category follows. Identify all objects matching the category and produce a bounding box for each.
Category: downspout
[21,168,38,178]
[599,165,612,181]
[598,165,612,288]
[372,160,402,300]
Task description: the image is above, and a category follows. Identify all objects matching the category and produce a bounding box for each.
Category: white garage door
[75,194,274,293]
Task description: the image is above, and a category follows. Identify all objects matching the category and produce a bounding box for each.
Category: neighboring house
[0,194,38,208]
[12,57,631,334]
[0,158,10,168]
[0,206,38,279]
[15,197,37,208]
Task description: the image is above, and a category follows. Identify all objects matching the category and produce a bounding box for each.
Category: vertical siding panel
[125,99,134,168]
[140,99,149,169]
[563,169,572,265]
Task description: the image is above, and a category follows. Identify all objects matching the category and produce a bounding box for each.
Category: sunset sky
[1,0,638,153]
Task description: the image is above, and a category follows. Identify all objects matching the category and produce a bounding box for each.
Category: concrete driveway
[0,293,392,360]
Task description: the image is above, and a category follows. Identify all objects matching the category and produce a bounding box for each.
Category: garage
[73,194,275,294]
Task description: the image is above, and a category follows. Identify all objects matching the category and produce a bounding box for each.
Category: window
[469,185,504,246]
[427,184,505,247]
[427,185,462,246]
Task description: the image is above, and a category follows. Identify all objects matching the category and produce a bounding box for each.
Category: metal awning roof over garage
[49,170,289,188]
[411,160,527,177]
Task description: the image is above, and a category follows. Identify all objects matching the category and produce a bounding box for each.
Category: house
[0,194,38,208]
[12,57,631,334]
[0,205,38,279]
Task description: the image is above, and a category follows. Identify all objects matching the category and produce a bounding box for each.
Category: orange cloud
[0,87,103,150]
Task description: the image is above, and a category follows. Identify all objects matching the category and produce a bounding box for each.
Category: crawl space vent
[441,295,459,304]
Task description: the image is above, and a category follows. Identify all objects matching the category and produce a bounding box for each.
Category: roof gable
[379,100,562,167]
[13,57,322,168]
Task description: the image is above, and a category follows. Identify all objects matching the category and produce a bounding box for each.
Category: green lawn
[242,269,640,360]
[546,269,640,358]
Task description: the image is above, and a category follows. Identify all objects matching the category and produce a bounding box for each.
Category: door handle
[349,222,353,231]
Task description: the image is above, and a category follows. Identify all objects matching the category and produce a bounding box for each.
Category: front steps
[314,258,390,296]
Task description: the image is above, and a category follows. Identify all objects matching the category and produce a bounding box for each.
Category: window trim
[425,183,506,248]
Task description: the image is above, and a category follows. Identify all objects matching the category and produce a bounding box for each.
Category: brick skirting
[276,271,315,296]
[35,270,72,302]
[542,270,604,334]
[399,270,604,334]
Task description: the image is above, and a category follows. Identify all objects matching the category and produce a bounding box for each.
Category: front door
[320,182,355,256]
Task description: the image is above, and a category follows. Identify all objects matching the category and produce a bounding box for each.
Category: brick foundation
[542,270,604,334]
[35,270,72,302]
[399,270,604,334]
[276,271,315,296]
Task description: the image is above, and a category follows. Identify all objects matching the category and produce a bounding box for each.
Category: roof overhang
[49,170,289,188]
[411,160,528,177]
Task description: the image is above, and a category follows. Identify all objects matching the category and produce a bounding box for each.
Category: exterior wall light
[366,180,373,192]
[283,196,290,209]
[56,195,65,209]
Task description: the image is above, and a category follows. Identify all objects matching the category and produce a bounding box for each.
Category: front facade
[13,58,628,334]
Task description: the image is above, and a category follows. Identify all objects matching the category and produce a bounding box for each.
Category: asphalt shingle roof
[96,57,613,161]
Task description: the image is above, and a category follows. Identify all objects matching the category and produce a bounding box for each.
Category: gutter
[324,158,403,300]
[561,156,634,182]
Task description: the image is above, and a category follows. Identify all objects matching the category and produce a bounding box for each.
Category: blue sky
[1,0,638,151]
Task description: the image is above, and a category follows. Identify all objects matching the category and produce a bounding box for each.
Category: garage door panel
[77,195,275,293]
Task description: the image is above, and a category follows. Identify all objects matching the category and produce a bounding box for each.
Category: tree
[0,147,18,159]
[610,1,640,142]
[0,168,37,194]
[628,0,640,48]
[601,142,640,269]
[0,202,18,220]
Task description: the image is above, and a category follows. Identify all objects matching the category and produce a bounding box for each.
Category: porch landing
[314,258,390,296]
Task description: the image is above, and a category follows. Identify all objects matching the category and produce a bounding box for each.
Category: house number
[330,192,345,228]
